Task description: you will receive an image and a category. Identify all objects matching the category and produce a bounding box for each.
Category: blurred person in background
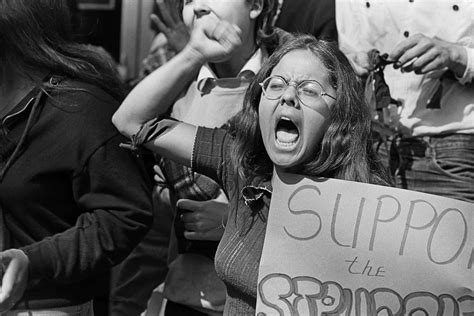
[337,0,474,203]
[0,0,153,315]
[128,0,189,87]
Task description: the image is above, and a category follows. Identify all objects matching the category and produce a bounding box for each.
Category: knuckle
[419,36,429,43]
[432,46,442,54]
[195,222,203,231]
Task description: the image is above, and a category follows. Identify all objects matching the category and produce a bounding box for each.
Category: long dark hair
[252,0,280,53]
[0,0,125,100]
[229,34,390,186]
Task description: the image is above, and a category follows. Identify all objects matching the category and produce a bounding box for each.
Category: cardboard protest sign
[256,171,473,315]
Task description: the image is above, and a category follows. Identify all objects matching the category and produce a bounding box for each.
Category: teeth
[276,130,298,143]
[275,116,299,146]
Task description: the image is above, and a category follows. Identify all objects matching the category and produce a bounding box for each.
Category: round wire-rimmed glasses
[259,75,336,108]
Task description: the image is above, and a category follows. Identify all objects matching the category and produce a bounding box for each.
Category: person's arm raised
[112,46,203,139]
[112,17,243,140]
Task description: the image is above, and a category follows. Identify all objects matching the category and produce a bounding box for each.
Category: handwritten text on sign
[256,172,473,315]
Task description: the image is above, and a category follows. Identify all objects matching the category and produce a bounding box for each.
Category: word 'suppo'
[256,172,473,315]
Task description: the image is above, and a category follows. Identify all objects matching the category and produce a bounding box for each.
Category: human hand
[185,13,243,64]
[177,190,229,241]
[0,249,29,313]
[346,51,372,77]
[389,33,467,76]
[151,0,190,53]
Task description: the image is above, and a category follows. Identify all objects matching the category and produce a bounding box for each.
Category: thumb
[0,252,14,301]
[351,52,371,77]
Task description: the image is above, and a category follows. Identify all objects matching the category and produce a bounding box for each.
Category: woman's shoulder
[45,77,122,119]
[48,77,119,109]
[44,77,122,137]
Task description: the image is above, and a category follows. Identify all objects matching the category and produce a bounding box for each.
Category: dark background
[74,0,122,62]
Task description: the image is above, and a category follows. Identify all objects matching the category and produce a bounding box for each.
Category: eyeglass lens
[262,76,327,107]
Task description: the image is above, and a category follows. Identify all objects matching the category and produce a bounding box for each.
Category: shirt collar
[241,178,272,206]
[197,47,267,91]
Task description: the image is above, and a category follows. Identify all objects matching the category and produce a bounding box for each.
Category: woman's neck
[211,40,258,78]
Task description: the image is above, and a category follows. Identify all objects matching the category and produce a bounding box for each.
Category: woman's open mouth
[275,116,299,148]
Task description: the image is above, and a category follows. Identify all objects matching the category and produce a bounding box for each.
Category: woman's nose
[280,85,299,108]
[192,0,211,18]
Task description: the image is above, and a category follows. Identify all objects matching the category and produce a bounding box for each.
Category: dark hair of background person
[252,0,281,52]
[275,0,337,42]
[229,35,390,186]
[0,0,126,101]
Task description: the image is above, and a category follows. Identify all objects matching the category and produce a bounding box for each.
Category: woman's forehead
[271,50,330,83]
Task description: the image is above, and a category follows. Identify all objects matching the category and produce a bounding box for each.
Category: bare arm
[145,120,197,167]
[112,47,203,139]
[112,15,242,139]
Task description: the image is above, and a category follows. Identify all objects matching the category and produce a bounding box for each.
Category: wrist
[181,44,206,68]
[447,44,468,78]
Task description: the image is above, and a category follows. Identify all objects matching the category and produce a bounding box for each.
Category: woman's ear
[250,0,263,20]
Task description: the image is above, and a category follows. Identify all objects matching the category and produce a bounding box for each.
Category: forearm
[146,119,197,167]
[112,45,204,138]
[20,211,149,282]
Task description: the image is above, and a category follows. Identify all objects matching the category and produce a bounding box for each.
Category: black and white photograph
[0,0,472,315]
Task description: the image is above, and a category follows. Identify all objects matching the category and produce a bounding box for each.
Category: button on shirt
[336,0,474,136]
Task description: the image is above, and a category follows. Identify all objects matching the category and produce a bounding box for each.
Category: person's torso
[337,0,474,136]
[0,80,119,247]
[214,183,272,315]
[0,79,119,307]
[171,77,250,128]
[163,71,253,203]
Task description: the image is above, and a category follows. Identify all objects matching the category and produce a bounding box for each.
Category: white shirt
[196,48,266,92]
[170,48,267,128]
[336,0,474,136]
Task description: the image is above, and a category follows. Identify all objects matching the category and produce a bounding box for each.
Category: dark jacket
[276,0,337,42]
[0,76,153,309]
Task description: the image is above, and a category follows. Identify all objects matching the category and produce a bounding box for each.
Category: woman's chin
[268,140,304,170]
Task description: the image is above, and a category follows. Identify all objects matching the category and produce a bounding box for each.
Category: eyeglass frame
[259,75,336,108]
